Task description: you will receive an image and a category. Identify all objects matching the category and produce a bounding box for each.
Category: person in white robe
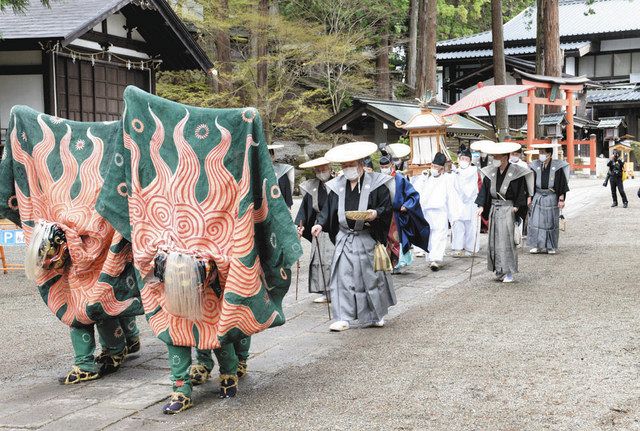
[412,152,461,271]
[451,144,480,257]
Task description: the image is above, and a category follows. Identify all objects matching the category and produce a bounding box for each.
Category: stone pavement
[0,178,635,430]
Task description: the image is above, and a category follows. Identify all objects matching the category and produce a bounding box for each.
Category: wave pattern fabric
[0,107,142,327]
[97,87,301,349]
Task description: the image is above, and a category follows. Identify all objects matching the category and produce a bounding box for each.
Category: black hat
[432,152,447,166]
[458,144,472,158]
[379,155,391,166]
[363,157,374,168]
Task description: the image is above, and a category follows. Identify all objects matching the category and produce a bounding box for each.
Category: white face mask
[509,156,520,164]
[492,159,502,167]
[459,161,470,169]
[343,167,360,181]
[539,154,548,162]
[316,171,331,182]
[380,167,392,175]
[430,168,441,177]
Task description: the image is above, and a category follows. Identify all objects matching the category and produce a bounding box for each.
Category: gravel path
[1,178,639,430]
[191,178,640,431]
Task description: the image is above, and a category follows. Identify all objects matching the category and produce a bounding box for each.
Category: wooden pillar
[589,134,597,176]
[565,89,575,171]
[527,88,536,147]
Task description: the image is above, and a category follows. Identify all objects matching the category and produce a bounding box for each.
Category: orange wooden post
[527,88,535,147]
[0,245,7,275]
[565,89,575,171]
[589,134,597,176]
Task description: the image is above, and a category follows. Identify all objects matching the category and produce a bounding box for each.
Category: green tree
[0,0,50,12]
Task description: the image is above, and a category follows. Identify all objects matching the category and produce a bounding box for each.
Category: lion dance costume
[0,107,143,385]
[96,87,301,413]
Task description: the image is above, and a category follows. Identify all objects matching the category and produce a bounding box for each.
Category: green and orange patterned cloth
[97,87,302,349]
[0,106,142,327]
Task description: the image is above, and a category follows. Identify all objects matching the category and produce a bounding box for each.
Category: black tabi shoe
[623,202,628,208]
[189,364,211,386]
[611,203,618,207]
[126,337,141,355]
[99,349,127,376]
[162,392,193,415]
[58,366,100,385]
[219,374,238,398]
[237,359,248,378]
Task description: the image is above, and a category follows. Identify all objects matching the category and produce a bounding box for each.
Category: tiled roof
[437,41,590,61]
[597,116,626,128]
[357,98,490,134]
[438,0,640,48]
[0,0,127,40]
[539,113,568,126]
[587,86,640,104]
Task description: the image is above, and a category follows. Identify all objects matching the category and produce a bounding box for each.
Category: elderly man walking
[312,142,396,332]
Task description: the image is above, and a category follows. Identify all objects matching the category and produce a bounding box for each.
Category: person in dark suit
[606,151,628,208]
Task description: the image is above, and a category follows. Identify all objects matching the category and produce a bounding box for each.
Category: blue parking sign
[0,229,25,246]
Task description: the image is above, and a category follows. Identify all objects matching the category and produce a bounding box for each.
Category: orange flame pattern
[10,115,138,325]
[126,108,274,349]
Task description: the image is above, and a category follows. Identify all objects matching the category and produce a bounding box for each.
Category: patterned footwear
[189,364,211,386]
[95,350,109,364]
[162,392,193,414]
[219,374,238,398]
[126,337,141,354]
[237,359,248,378]
[58,366,100,385]
[99,349,127,376]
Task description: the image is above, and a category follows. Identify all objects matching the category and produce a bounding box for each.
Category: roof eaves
[63,0,132,44]
[151,0,213,71]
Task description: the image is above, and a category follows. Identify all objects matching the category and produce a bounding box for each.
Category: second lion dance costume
[96,87,301,413]
[0,107,143,384]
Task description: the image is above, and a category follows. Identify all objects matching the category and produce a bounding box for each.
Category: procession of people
[0,90,573,415]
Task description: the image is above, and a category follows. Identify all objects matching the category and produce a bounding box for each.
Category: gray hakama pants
[487,200,518,275]
[308,232,333,294]
[329,228,396,325]
[526,190,560,251]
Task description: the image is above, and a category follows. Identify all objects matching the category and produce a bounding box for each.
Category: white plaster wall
[107,13,129,39]
[0,51,41,66]
[601,38,640,52]
[106,12,145,42]
[565,57,576,76]
[0,75,44,129]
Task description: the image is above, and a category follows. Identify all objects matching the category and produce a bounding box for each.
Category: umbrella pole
[486,107,498,140]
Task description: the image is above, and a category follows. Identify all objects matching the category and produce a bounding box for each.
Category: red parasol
[442,82,535,135]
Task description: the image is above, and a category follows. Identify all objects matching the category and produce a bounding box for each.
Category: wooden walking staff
[295,221,302,300]
[469,214,481,281]
[315,236,332,320]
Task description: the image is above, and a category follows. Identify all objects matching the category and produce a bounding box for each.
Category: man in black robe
[295,157,333,303]
[475,142,533,283]
[312,142,396,332]
[527,145,570,254]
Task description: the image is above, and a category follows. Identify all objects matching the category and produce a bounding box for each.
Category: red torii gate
[516,69,596,175]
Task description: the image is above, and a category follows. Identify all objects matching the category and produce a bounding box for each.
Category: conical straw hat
[325,142,378,163]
